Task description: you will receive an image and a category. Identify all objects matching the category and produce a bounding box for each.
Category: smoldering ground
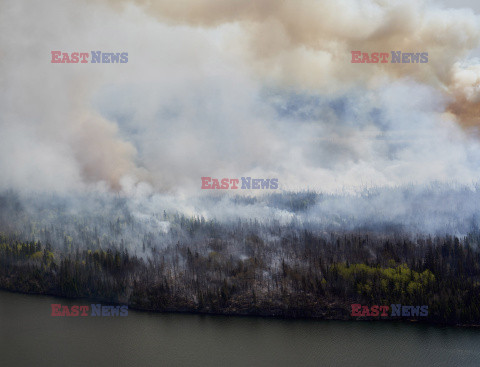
[2,182,480,258]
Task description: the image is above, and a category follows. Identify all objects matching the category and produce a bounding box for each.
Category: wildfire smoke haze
[1,0,480,233]
[4,0,480,341]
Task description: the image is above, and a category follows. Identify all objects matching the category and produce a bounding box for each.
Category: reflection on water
[1,291,479,367]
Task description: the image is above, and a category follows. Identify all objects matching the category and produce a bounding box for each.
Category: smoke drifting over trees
[1,0,480,324]
[1,0,480,194]
[1,191,480,325]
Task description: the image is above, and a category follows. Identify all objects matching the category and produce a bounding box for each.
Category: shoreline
[2,287,479,329]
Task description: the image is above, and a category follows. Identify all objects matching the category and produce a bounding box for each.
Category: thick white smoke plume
[1,0,480,236]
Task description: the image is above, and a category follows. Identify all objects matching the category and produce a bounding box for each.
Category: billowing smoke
[104,0,480,128]
[0,1,139,192]
[1,0,480,239]
[447,64,480,129]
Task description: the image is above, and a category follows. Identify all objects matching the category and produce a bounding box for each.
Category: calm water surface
[0,290,479,367]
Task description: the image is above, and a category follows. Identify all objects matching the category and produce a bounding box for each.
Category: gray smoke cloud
[103,0,480,127]
[1,0,480,237]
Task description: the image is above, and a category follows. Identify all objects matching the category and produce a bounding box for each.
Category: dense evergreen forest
[1,190,480,325]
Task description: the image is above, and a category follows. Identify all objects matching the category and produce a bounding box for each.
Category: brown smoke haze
[1,0,480,193]
[106,0,480,128]
[447,64,480,130]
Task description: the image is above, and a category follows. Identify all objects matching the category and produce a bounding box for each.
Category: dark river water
[1,290,479,367]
